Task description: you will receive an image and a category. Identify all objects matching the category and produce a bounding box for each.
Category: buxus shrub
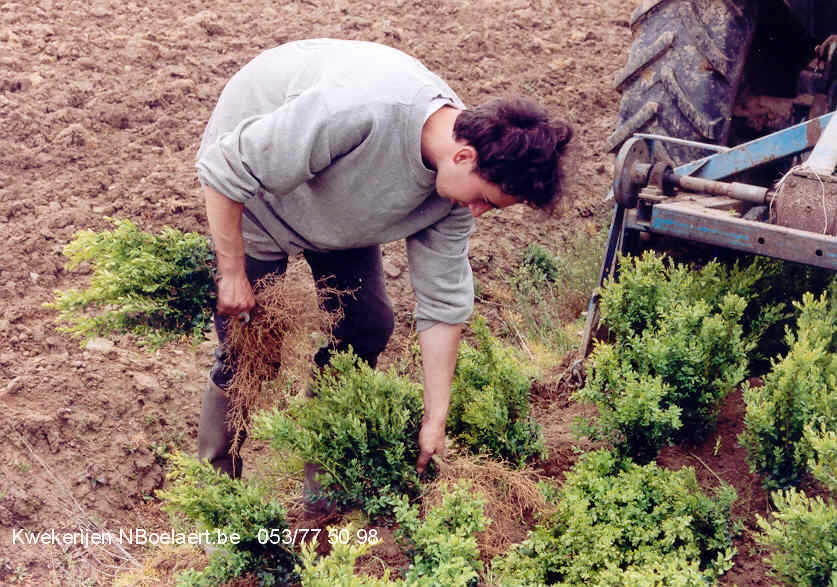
[49,218,215,347]
[448,315,545,467]
[574,252,750,461]
[740,290,837,488]
[254,350,424,518]
[297,482,488,586]
[392,481,489,586]
[157,453,297,586]
[489,449,737,586]
[756,488,837,587]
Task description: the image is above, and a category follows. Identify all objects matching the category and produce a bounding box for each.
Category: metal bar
[646,200,837,270]
[675,111,835,179]
[669,174,769,203]
[577,204,626,360]
[634,133,730,152]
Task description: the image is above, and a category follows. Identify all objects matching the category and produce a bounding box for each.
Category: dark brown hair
[453,98,572,209]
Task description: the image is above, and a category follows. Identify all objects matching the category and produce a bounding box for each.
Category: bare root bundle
[425,454,554,560]
[223,273,344,453]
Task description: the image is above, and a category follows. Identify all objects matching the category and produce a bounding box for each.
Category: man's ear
[453,145,477,165]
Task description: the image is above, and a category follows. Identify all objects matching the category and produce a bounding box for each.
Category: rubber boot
[197,379,243,478]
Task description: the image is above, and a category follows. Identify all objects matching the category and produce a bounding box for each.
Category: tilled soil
[0,0,772,584]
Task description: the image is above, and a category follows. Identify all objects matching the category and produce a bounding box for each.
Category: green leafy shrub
[574,252,750,461]
[756,488,837,587]
[489,449,737,586]
[574,344,682,460]
[521,242,560,282]
[297,482,488,586]
[808,426,837,492]
[739,259,836,373]
[157,453,297,586]
[296,524,395,586]
[254,350,424,518]
[393,481,489,586]
[740,291,837,488]
[448,316,545,467]
[48,218,215,347]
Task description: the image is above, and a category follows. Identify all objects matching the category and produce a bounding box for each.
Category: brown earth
[0,0,775,585]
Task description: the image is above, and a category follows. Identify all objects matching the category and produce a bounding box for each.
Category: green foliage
[808,426,837,493]
[48,218,215,347]
[574,344,682,460]
[297,483,488,587]
[508,233,605,352]
[448,315,545,467]
[157,453,297,586]
[254,350,424,518]
[740,291,837,488]
[489,449,737,586]
[521,243,560,282]
[296,524,395,586]
[756,488,837,587]
[393,481,489,586]
[574,252,750,461]
[740,259,836,373]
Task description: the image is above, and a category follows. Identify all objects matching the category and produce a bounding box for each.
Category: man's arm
[416,321,462,474]
[204,185,255,316]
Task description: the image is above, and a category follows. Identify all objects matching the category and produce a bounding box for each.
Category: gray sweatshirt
[196,39,474,331]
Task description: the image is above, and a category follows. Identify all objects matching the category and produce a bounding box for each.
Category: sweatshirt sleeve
[406,205,475,331]
[196,88,373,202]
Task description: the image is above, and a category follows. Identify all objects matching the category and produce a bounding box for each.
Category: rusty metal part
[613,137,652,208]
[666,173,770,203]
[774,169,837,235]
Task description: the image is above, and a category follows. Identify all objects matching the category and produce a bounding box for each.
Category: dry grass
[425,454,554,560]
[113,545,208,587]
[222,273,343,454]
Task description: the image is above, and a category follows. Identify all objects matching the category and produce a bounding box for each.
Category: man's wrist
[421,413,447,428]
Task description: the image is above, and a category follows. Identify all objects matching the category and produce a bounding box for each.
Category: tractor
[575,0,837,368]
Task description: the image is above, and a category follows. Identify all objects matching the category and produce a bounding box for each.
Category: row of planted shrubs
[70,220,832,584]
[573,252,837,585]
[158,305,743,585]
[161,450,739,586]
[743,287,837,586]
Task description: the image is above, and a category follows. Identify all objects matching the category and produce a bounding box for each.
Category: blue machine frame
[577,110,837,361]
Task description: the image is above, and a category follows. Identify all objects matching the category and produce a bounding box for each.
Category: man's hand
[215,270,255,317]
[416,417,446,474]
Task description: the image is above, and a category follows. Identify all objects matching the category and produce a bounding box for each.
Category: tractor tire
[606,0,758,165]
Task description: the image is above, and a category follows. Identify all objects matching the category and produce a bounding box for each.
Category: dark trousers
[197,246,395,477]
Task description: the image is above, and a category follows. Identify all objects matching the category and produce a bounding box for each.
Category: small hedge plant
[574,252,751,461]
[740,290,837,488]
[754,418,837,586]
[448,315,545,467]
[49,218,215,347]
[489,449,737,586]
[756,488,837,587]
[254,350,424,518]
[157,453,297,586]
[297,481,488,586]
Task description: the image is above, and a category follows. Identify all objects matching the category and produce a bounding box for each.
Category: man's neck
[420,105,461,171]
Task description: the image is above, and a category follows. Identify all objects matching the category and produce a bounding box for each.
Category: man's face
[435,145,521,217]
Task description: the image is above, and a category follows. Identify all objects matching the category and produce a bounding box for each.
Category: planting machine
[575,0,837,370]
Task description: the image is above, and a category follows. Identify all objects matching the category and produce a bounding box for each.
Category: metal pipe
[634,133,731,153]
[666,173,770,203]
